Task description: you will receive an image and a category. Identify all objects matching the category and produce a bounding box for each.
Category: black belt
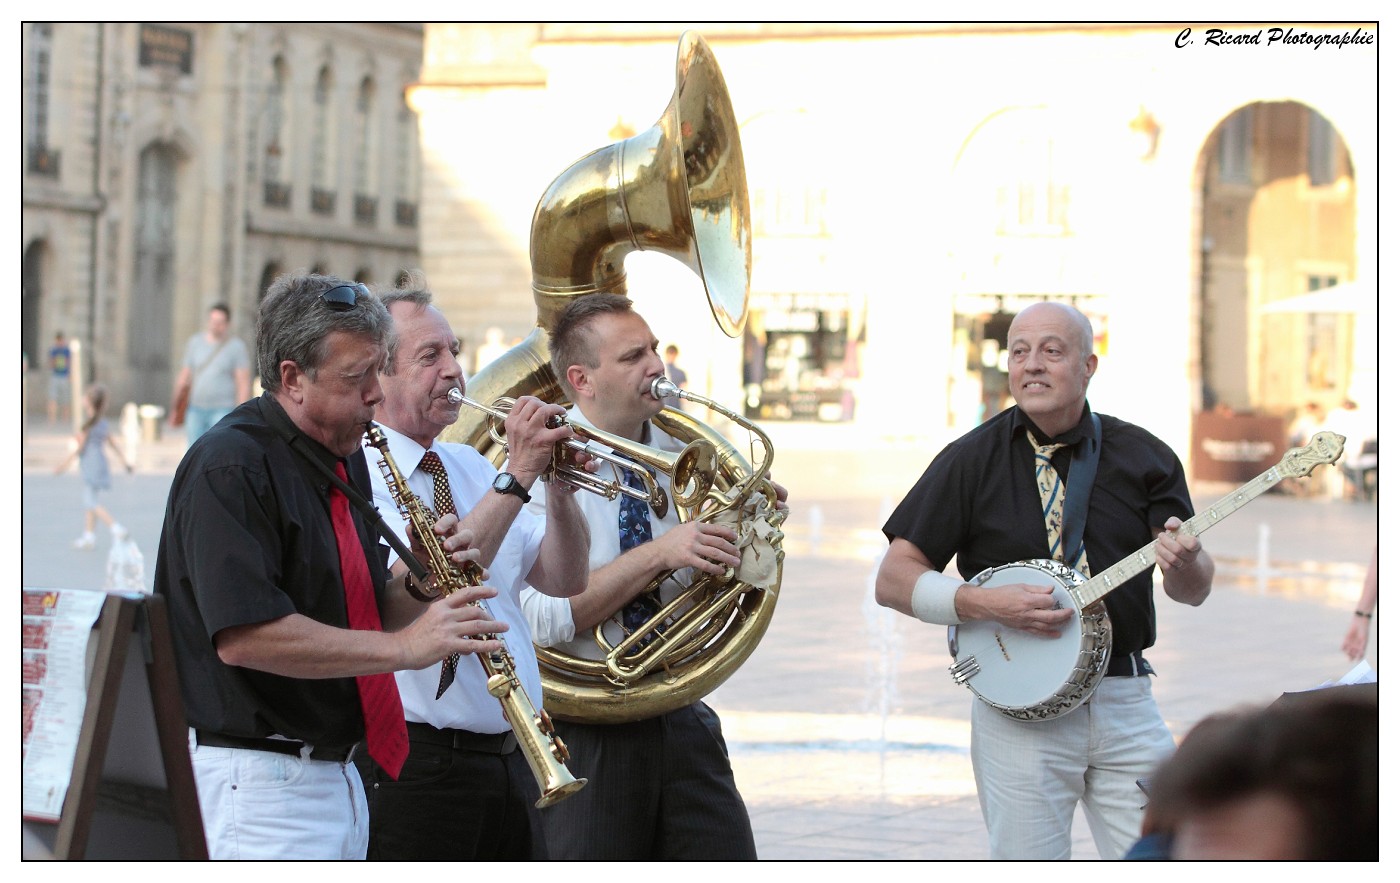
[1105,650,1154,678]
[195,730,359,763]
[406,721,518,755]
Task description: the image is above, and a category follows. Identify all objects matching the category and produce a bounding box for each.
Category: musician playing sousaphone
[519,294,789,859]
[876,301,1215,860]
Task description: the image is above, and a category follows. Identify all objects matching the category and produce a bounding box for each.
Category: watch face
[494,472,527,499]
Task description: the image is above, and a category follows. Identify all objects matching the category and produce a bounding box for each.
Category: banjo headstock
[1279,430,1346,479]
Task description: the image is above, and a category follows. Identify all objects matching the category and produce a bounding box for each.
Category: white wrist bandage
[910,569,966,625]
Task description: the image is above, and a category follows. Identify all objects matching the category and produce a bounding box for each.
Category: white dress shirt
[365,423,546,732]
[518,407,694,659]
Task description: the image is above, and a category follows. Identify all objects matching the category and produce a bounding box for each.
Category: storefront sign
[1191,412,1287,482]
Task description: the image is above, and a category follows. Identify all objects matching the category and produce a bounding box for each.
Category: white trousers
[970,676,1176,860]
[189,730,369,860]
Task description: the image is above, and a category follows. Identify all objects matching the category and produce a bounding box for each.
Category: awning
[1258,281,1375,314]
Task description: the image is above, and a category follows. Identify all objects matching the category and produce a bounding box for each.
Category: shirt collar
[259,392,343,471]
[366,421,432,476]
[1012,403,1093,448]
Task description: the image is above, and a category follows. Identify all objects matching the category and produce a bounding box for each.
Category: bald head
[1011,302,1093,359]
[1006,301,1097,437]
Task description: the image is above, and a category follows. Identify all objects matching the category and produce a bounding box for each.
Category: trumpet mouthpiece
[651,377,680,400]
[447,388,465,404]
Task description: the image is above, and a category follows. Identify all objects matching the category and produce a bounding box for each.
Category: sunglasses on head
[319,283,370,312]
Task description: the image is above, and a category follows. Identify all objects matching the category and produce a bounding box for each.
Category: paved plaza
[20,416,1379,861]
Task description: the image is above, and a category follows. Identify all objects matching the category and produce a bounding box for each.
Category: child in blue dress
[55,384,133,549]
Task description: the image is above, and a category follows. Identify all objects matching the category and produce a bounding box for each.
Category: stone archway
[1196,101,1357,417]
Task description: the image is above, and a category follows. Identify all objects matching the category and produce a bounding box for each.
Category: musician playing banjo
[876,300,1215,860]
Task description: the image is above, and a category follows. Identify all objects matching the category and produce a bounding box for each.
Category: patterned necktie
[617,460,661,635]
[331,462,408,779]
[418,451,459,698]
[1028,430,1091,577]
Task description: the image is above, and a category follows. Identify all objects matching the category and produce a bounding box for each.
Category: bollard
[138,404,166,443]
[808,504,824,556]
[121,402,141,469]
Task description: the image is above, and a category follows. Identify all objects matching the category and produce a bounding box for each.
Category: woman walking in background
[55,384,133,549]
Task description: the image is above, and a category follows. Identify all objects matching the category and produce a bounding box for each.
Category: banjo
[946,430,1345,722]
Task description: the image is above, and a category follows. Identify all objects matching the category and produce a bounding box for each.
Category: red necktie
[332,462,408,779]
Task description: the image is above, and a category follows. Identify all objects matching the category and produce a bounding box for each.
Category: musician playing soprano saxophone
[876,301,1214,860]
[520,293,786,860]
[155,275,500,860]
[356,283,591,861]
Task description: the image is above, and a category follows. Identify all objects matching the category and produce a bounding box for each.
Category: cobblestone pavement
[20,418,1380,861]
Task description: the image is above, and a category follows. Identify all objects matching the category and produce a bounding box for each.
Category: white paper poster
[22,588,106,822]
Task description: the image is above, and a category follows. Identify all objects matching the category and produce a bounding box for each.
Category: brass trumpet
[446,387,718,520]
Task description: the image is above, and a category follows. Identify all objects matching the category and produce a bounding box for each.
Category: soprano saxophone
[365,422,586,807]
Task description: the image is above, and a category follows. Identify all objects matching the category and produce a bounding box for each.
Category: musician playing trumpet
[357,282,592,861]
[877,301,1215,860]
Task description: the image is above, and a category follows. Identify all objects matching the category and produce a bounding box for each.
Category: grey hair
[256,273,391,392]
[376,270,435,375]
[548,293,636,398]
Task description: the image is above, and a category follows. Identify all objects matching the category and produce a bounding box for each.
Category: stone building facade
[21,22,424,411]
[412,22,1377,468]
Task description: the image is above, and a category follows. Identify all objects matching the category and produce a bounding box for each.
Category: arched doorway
[1192,100,1359,483]
[22,239,47,373]
[1197,101,1357,416]
[128,143,181,404]
[257,261,281,304]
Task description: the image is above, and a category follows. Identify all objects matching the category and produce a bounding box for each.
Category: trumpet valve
[648,489,669,520]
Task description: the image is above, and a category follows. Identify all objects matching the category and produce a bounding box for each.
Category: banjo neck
[1070,430,1345,609]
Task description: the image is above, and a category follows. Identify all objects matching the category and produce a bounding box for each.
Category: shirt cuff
[911,569,966,626]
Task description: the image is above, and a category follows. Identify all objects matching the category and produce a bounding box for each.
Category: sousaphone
[442,31,783,724]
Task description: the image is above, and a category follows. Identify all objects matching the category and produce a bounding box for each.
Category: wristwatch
[493,471,531,503]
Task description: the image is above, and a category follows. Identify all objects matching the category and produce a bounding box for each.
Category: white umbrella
[1258,280,1375,314]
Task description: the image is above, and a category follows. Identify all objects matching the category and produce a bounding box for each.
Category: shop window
[1217,106,1254,185]
[1307,109,1337,187]
[1305,275,1343,392]
[744,294,861,422]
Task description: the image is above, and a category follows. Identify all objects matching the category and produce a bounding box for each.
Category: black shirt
[154,393,389,746]
[883,405,1194,657]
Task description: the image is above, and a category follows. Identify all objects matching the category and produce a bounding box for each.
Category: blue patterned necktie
[618,460,661,634]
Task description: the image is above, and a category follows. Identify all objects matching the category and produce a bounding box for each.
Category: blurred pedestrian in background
[662,343,688,410]
[1341,545,1377,661]
[47,331,72,424]
[55,383,132,550]
[170,303,252,444]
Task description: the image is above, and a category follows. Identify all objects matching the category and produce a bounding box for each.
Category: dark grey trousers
[539,701,757,860]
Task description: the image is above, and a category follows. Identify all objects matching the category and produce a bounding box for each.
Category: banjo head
[948,560,1110,717]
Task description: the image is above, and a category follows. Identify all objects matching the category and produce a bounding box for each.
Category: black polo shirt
[154,393,390,746]
[883,404,1194,657]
